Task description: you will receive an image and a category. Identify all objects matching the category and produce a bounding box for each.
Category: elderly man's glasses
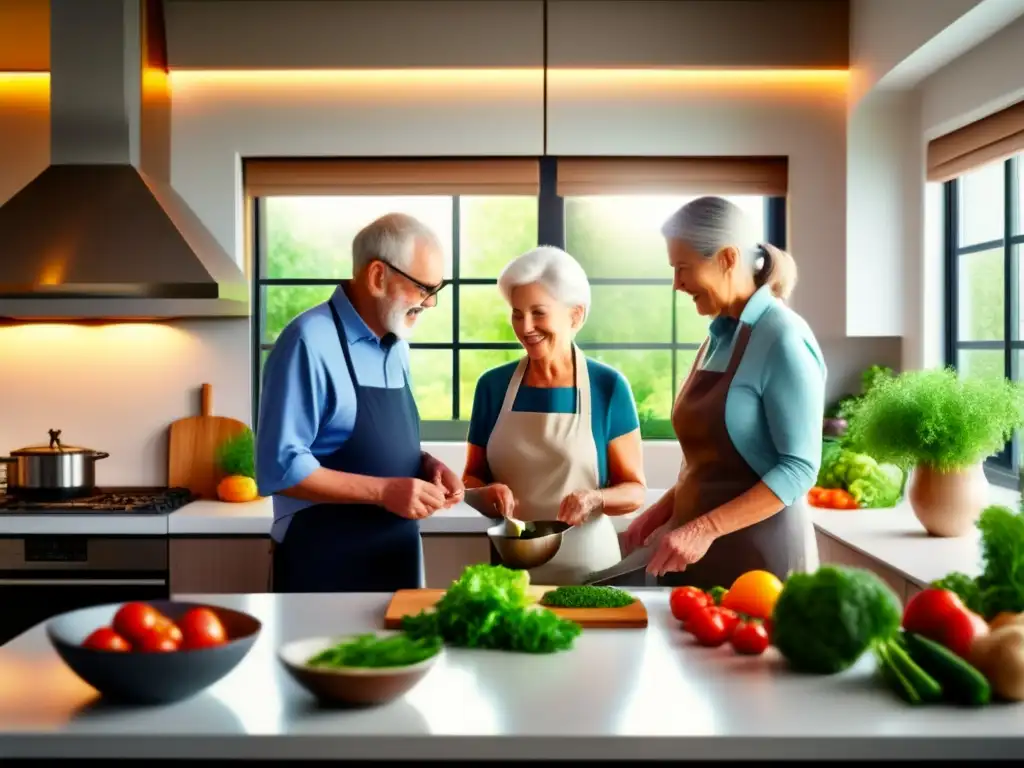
[377,259,447,300]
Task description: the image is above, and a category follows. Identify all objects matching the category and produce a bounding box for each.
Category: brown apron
[661,323,812,590]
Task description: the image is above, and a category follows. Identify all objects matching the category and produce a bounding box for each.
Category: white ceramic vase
[907,462,989,538]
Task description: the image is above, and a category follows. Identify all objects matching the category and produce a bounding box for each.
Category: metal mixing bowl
[487,520,571,570]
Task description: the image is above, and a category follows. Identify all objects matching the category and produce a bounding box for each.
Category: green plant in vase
[845,367,1024,537]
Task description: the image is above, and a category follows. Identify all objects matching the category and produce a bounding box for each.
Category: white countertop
[812,483,1020,587]
[1,590,1023,760]
[2,484,1019,595]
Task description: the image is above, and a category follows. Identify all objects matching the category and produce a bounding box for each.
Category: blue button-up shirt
[256,284,411,542]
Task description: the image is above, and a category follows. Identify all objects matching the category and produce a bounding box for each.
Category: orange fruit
[721,570,784,620]
[216,475,259,503]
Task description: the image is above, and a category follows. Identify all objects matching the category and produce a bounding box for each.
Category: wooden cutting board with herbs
[167,383,253,501]
[384,575,648,632]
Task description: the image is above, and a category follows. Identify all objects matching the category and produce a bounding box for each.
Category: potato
[988,612,1024,631]
[970,625,1024,701]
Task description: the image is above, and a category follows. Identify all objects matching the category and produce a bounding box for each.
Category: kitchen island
[1,590,1023,760]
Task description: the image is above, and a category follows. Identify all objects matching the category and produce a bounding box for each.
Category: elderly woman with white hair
[462,246,647,585]
[621,196,826,589]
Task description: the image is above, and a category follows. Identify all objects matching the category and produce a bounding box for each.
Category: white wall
[849,0,986,107]
[920,12,1024,138]
[846,90,921,340]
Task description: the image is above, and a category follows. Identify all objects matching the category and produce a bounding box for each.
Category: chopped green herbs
[539,585,636,609]
[307,633,442,669]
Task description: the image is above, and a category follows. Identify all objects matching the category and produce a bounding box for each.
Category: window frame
[944,154,1023,486]
[251,156,788,441]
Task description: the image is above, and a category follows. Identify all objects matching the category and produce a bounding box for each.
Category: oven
[0,536,170,646]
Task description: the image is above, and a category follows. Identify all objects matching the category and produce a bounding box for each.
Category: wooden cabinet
[815,529,924,602]
[170,537,273,595]
[422,535,491,588]
[170,534,491,594]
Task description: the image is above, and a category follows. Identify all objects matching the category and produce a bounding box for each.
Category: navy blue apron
[271,300,425,593]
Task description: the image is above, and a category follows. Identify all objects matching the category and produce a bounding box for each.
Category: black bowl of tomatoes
[45,600,262,705]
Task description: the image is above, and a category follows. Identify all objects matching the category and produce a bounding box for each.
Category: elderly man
[257,212,465,593]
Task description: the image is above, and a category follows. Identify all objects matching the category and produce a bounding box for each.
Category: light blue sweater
[698,284,827,505]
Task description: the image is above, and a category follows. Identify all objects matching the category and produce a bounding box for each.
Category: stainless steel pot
[0,429,109,500]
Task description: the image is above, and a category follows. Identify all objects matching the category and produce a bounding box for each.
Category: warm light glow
[0,71,49,98]
[3,67,847,95]
[556,67,848,84]
[169,67,540,88]
[551,67,849,96]
[0,322,187,352]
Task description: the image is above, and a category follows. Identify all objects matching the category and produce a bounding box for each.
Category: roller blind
[556,157,788,197]
[927,100,1024,182]
[244,158,541,197]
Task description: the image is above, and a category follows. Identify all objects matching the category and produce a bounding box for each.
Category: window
[250,157,787,441]
[944,153,1024,470]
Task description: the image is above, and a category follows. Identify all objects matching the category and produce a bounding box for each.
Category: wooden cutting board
[383,585,648,630]
[168,383,250,500]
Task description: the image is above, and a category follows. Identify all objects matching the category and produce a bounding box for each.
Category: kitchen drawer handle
[0,578,167,587]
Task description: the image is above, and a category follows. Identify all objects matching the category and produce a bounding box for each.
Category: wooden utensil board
[168,383,250,500]
[384,585,648,630]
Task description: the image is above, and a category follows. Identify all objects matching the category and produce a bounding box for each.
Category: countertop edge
[1,734,1022,760]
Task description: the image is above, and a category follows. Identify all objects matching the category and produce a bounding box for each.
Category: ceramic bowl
[46,600,261,705]
[278,632,442,707]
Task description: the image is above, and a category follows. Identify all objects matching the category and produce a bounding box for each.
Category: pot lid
[11,430,95,456]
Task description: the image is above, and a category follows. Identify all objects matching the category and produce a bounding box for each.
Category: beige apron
[486,345,622,585]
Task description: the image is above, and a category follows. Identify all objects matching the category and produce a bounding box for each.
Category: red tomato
[670,587,710,623]
[763,617,774,644]
[112,602,163,644]
[903,588,966,633]
[177,607,228,650]
[940,607,990,658]
[903,588,988,658]
[730,621,770,655]
[82,627,131,652]
[135,630,179,653]
[688,607,731,647]
[709,606,741,637]
[156,617,184,646]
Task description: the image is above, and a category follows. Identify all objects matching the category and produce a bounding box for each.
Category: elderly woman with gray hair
[622,196,826,589]
[462,246,647,585]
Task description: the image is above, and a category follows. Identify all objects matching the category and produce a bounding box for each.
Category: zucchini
[885,639,944,703]
[903,631,992,707]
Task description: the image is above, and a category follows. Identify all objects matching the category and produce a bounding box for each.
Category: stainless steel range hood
[0,0,249,321]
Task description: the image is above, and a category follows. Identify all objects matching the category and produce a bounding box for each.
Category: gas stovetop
[0,487,195,514]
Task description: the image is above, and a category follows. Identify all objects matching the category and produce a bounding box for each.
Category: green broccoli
[771,565,903,675]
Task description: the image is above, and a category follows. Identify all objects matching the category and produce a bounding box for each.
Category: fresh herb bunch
[217,429,256,478]
[401,564,581,654]
[825,364,894,420]
[307,633,442,669]
[932,504,1024,620]
[844,367,1024,471]
[539,585,636,609]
